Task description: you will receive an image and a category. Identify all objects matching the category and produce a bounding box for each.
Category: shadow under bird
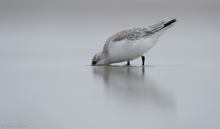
[92,18,177,66]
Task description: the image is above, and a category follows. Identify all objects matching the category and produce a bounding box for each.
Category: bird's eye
[92,61,97,65]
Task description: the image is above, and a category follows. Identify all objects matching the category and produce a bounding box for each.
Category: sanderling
[92,18,177,66]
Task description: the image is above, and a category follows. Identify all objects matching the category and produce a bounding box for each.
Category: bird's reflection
[92,66,175,109]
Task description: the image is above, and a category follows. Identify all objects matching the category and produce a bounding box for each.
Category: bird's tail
[149,18,177,33]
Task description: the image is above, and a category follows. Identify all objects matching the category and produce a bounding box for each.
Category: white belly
[107,37,158,63]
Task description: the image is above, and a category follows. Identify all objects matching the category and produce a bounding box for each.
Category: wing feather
[102,26,159,55]
[101,19,173,56]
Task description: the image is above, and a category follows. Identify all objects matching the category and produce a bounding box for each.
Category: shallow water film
[0,0,220,129]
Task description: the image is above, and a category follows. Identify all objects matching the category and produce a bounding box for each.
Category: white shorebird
[92,18,177,66]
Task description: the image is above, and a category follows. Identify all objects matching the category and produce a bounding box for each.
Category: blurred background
[0,0,220,66]
[0,0,220,129]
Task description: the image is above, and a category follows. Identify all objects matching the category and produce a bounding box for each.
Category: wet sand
[0,0,220,129]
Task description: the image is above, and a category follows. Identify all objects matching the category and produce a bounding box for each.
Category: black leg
[141,56,145,66]
[127,61,130,66]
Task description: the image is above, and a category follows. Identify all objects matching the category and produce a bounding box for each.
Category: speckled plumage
[103,20,166,56]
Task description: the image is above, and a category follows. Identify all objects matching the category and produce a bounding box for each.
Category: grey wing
[102,20,167,55]
[102,28,154,55]
[110,28,154,41]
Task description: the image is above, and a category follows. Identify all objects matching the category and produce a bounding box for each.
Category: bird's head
[91,52,105,65]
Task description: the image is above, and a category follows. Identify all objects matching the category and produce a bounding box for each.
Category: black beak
[164,19,177,28]
[92,61,97,66]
